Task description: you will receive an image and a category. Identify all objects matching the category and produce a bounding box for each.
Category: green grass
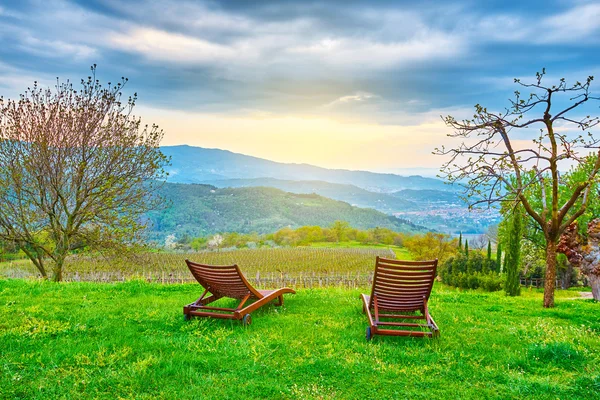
[1,280,598,399]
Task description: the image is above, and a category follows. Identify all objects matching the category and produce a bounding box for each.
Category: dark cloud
[0,0,599,122]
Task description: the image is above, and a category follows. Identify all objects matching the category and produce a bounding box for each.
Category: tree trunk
[543,240,557,308]
[52,266,63,282]
[52,254,66,282]
[563,261,573,290]
[589,274,600,301]
[20,247,48,279]
[33,259,48,280]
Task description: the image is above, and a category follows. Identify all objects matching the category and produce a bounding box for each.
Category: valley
[157,145,500,237]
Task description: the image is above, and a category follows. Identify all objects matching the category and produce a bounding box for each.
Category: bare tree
[208,234,224,251]
[0,66,168,281]
[486,225,499,245]
[436,70,600,307]
[470,234,488,251]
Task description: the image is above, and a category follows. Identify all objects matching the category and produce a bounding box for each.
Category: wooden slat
[188,311,238,319]
[363,257,439,339]
[377,264,436,273]
[374,328,432,337]
[376,257,437,266]
[378,313,425,319]
[376,274,434,282]
[187,260,257,300]
[376,297,423,304]
[190,269,240,278]
[376,274,433,282]
[202,279,246,287]
[187,262,239,269]
[374,283,431,290]
[377,268,434,277]
[377,300,422,307]
[375,288,427,296]
[376,269,436,277]
[374,287,430,295]
[374,283,431,292]
[373,278,432,288]
[378,322,430,328]
[374,293,428,301]
[191,273,242,281]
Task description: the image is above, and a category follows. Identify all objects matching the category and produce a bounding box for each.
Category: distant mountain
[146,182,427,242]
[207,178,418,213]
[161,145,453,192]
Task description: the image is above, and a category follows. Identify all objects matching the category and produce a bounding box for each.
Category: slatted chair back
[186,260,262,300]
[369,256,438,312]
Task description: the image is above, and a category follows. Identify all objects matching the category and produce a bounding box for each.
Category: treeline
[437,234,504,292]
[0,240,22,262]
[174,221,406,251]
[170,221,461,267]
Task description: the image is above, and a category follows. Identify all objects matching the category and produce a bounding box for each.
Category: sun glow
[139,106,452,171]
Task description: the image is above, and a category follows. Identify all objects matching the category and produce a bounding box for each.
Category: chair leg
[275,295,284,306]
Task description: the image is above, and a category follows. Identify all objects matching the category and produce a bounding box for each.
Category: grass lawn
[0,280,598,399]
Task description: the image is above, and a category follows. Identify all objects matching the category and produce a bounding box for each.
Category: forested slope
[146,183,427,241]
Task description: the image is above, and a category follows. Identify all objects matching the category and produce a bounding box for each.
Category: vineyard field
[0,247,398,288]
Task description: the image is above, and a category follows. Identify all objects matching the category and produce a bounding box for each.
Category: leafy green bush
[440,252,503,291]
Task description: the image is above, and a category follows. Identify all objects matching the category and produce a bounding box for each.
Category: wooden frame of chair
[361,256,439,340]
[183,260,295,325]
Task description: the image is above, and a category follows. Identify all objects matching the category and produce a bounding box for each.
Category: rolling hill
[207,178,418,213]
[161,145,452,192]
[146,182,427,242]
[156,146,496,235]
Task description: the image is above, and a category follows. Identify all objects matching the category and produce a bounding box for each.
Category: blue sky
[0,0,599,173]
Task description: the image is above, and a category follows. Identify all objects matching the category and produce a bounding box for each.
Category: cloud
[109,27,245,65]
[18,35,97,60]
[104,5,466,74]
[287,32,463,69]
[0,62,56,97]
[322,91,379,108]
[542,3,600,43]
[472,3,600,45]
[1,0,599,131]
[0,5,22,18]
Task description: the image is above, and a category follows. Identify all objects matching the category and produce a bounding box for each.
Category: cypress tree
[496,243,502,272]
[465,239,469,257]
[504,207,522,296]
[458,232,463,251]
[487,240,492,260]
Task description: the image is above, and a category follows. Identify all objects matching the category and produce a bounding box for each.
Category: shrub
[440,252,504,292]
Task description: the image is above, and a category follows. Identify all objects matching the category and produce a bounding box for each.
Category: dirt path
[564,292,594,300]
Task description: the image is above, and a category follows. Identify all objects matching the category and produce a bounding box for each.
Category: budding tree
[0,66,168,281]
[436,70,600,307]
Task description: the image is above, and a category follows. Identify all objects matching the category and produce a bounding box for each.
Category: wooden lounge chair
[183,259,295,325]
[361,256,439,340]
